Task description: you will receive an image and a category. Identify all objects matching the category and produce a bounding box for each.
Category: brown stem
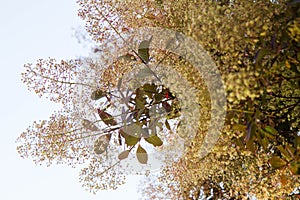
[96,144,136,176]
[30,69,95,88]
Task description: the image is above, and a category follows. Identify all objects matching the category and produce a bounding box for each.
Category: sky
[0,1,141,199]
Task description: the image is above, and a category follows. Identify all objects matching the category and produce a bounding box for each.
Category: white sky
[0,1,141,199]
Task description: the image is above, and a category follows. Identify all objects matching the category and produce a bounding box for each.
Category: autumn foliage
[17,0,300,199]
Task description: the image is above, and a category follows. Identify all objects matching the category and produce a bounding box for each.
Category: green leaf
[136,145,148,164]
[258,128,275,140]
[154,93,164,102]
[82,119,99,131]
[135,97,146,110]
[232,124,246,131]
[269,156,287,169]
[119,128,141,146]
[165,120,171,131]
[124,134,140,146]
[261,137,269,150]
[264,126,278,135]
[118,150,130,160]
[91,89,106,100]
[285,145,296,159]
[294,136,300,148]
[145,134,163,147]
[143,83,157,93]
[277,145,293,161]
[138,36,152,63]
[93,134,111,155]
[97,109,117,126]
[289,160,300,175]
[143,83,157,98]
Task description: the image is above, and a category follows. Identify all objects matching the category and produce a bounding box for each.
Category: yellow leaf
[138,36,152,63]
[136,145,148,164]
[145,134,163,147]
[232,124,246,131]
[269,156,287,169]
[260,32,266,37]
[91,89,106,100]
[285,60,291,69]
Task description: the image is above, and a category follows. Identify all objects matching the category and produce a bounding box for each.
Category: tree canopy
[17,0,300,199]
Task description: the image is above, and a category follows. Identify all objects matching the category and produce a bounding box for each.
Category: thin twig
[96,145,136,176]
[94,6,162,82]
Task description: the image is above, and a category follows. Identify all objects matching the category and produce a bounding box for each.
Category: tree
[16,0,300,199]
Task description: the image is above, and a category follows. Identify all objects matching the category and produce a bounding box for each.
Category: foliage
[16,0,300,199]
